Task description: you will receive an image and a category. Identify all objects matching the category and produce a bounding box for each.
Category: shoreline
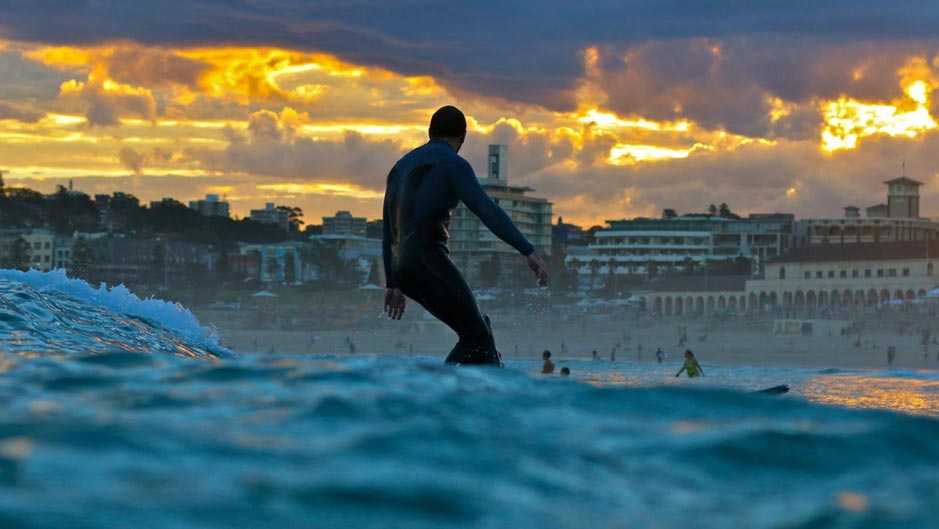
[195,308,939,371]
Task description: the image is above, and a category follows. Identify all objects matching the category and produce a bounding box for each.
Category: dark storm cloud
[3,1,939,113]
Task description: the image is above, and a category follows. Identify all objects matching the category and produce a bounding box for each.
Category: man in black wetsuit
[382,105,549,366]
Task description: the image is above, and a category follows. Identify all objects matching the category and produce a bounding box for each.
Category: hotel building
[449,144,553,276]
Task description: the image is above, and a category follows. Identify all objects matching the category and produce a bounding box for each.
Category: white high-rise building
[450,144,553,280]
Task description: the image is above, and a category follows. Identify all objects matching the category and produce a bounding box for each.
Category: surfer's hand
[385,288,406,320]
[526,251,549,287]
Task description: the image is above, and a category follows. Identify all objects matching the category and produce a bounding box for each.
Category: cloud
[59,78,157,126]
[186,107,406,188]
[117,146,146,174]
[2,1,939,111]
[0,101,45,122]
[117,146,178,174]
[106,48,209,88]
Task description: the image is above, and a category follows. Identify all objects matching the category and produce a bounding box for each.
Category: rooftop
[772,241,935,264]
[884,177,923,186]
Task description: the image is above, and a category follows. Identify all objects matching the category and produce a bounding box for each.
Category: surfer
[382,105,549,366]
[675,350,704,378]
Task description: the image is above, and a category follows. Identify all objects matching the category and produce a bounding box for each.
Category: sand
[194,306,939,371]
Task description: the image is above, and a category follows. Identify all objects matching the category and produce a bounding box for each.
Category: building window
[865,269,872,278]
[887,269,896,277]
[779,267,786,280]
[816,271,823,279]
[903,268,910,277]
[877,269,884,277]
[804,271,811,279]
[852,270,859,278]
[840,270,847,278]
[828,270,835,278]
[929,263,934,277]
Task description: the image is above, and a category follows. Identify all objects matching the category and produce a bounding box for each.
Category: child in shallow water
[675,350,704,378]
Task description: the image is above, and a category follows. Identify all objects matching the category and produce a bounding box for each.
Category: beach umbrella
[251,290,278,298]
[358,284,384,290]
[926,288,939,298]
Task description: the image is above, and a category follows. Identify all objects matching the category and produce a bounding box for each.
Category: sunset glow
[3,31,939,226]
[821,80,938,151]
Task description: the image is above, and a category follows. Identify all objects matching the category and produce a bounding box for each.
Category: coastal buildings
[638,241,938,316]
[637,175,939,316]
[322,211,367,237]
[249,203,291,231]
[237,241,308,283]
[450,144,553,276]
[570,213,797,278]
[86,236,214,287]
[801,177,939,245]
[189,194,230,218]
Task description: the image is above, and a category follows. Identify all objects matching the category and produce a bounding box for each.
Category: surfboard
[752,384,790,395]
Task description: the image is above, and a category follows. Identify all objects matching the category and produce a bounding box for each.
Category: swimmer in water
[559,367,570,376]
[675,350,704,378]
[382,106,549,366]
[542,350,555,374]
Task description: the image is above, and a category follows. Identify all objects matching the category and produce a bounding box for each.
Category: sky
[3,1,939,227]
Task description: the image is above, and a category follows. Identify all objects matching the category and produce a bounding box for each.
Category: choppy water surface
[2,271,939,529]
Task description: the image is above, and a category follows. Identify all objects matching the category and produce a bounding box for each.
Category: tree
[366,258,382,285]
[277,206,304,233]
[150,243,166,288]
[602,258,619,298]
[283,252,296,283]
[70,236,95,280]
[588,259,600,291]
[662,208,678,219]
[708,204,718,216]
[718,202,740,219]
[546,246,573,293]
[309,239,357,283]
[365,219,383,239]
[266,256,280,283]
[478,253,502,288]
[6,237,30,271]
[214,250,230,284]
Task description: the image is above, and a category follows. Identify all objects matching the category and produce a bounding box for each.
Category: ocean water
[1,271,939,529]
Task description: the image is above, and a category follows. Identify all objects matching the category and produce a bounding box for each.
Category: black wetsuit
[382,139,535,365]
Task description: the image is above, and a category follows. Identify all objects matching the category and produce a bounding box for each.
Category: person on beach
[592,350,599,361]
[655,348,666,364]
[382,106,549,366]
[542,350,555,374]
[675,350,704,378]
[559,367,571,376]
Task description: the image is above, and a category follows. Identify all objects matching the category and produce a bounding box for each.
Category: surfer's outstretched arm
[675,366,686,378]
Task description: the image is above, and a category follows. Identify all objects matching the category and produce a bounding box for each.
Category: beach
[197,305,939,371]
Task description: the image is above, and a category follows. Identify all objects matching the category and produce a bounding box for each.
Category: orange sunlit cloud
[821,64,938,151]
[6,38,939,227]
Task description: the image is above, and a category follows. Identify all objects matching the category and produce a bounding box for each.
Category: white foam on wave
[0,268,224,350]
